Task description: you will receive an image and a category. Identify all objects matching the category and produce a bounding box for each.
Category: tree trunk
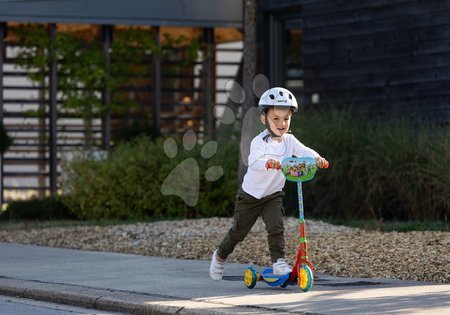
[239,0,258,185]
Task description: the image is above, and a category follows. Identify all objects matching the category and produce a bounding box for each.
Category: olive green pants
[217,188,285,263]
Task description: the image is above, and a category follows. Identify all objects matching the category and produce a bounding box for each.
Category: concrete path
[0,242,449,314]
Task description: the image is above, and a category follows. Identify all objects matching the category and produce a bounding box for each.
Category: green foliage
[56,32,107,117]
[14,25,50,83]
[0,122,13,154]
[161,33,201,65]
[290,108,450,222]
[1,195,77,221]
[13,25,203,149]
[60,108,449,224]
[62,136,238,220]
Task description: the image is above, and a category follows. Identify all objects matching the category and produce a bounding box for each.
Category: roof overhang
[0,0,243,28]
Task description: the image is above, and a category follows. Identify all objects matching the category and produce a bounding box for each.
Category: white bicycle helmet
[258,87,298,113]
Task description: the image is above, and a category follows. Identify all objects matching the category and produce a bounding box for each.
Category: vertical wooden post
[102,25,112,150]
[152,26,161,133]
[0,22,6,206]
[49,24,58,195]
[203,28,214,136]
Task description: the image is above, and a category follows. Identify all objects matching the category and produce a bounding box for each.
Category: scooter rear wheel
[298,264,313,292]
[244,267,258,289]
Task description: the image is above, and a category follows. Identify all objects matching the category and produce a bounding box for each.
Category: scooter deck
[260,268,290,286]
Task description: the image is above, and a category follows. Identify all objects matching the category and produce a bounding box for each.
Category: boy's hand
[265,159,281,170]
[315,157,329,169]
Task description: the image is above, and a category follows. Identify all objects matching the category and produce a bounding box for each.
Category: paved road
[0,294,124,314]
[0,242,449,314]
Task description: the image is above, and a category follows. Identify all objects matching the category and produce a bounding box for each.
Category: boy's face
[261,107,293,137]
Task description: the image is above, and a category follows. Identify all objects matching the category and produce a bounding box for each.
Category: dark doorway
[265,13,304,105]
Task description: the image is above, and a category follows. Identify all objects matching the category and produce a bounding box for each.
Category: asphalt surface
[0,294,125,314]
[0,242,449,314]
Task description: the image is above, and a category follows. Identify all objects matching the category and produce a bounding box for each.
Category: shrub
[290,108,450,222]
[62,136,239,220]
[1,195,77,221]
[62,109,449,223]
[0,122,13,154]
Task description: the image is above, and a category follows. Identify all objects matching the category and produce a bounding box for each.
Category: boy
[210,87,328,281]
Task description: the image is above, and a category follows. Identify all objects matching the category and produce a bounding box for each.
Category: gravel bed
[0,217,448,283]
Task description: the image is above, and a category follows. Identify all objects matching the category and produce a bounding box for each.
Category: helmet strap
[262,112,281,142]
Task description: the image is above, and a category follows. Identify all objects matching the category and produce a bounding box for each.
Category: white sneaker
[209,250,225,281]
[273,258,292,275]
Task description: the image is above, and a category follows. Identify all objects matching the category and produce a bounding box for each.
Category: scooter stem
[297,181,311,267]
[286,181,310,284]
[298,181,304,222]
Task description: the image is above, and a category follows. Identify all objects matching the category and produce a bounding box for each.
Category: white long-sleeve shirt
[242,130,320,199]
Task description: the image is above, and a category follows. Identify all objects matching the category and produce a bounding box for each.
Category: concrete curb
[0,276,301,315]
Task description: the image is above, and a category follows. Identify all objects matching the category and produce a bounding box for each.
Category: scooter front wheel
[298,264,313,292]
[244,267,258,289]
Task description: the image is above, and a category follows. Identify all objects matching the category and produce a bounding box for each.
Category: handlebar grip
[324,161,329,169]
[265,161,281,170]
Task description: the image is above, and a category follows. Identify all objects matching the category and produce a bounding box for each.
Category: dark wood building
[259,0,450,122]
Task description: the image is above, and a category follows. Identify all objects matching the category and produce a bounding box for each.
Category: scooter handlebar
[265,161,281,170]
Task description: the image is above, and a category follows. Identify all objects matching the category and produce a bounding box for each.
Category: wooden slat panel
[301,0,449,27]
[288,0,448,122]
